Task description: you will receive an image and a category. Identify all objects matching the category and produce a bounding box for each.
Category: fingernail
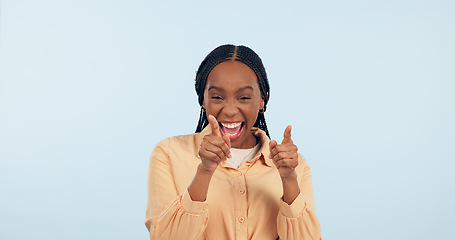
[228,153,232,158]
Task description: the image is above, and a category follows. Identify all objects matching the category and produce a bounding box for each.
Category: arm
[145,115,230,239]
[145,139,209,240]
[188,115,230,201]
[277,159,322,240]
[269,126,322,239]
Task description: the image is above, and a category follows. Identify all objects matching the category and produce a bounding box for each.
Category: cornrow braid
[194,44,271,138]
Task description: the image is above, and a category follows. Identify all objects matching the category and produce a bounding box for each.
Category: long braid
[195,44,271,138]
[196,107,207,133]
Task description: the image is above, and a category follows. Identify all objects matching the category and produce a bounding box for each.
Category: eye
[211,95,223,100]
[239,96,251,100]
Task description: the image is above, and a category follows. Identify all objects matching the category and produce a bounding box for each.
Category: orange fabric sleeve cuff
[279,192,306,218]
[181,189,208,215]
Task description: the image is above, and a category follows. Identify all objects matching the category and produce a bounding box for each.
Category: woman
[145,44,322,240]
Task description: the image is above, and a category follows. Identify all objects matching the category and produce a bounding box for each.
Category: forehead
[205,61,259,90]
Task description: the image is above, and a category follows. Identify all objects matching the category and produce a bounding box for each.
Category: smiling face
[203,60,264,149]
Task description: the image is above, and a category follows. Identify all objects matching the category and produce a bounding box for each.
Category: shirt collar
[195,124,274,167]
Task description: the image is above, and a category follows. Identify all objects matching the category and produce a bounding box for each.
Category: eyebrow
[208,86,254,93]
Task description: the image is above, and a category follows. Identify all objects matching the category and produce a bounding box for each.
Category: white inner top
[225,143,261,169]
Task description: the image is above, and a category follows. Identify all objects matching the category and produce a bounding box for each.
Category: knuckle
[277,152,284,159]
[211,155,218,161]
[220,146,227,152]
[270,150,275,157]
[283,143,292,151]
[270,153,276,160]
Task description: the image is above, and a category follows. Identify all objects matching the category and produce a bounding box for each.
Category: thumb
[282,125,293,144]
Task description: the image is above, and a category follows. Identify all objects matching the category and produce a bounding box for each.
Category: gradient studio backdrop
[1,0,454,239]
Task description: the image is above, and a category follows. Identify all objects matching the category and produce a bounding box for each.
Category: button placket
[232,169,248,239]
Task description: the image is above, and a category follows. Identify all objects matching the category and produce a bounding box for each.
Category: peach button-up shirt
[145,125,322,240]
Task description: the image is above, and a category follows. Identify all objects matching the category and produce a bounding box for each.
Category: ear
[260,97,265,111]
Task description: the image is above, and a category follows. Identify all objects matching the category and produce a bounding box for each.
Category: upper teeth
[221,122,242,128]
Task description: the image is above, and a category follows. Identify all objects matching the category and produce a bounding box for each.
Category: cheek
[243,105,260,121]
[206,102,222,114]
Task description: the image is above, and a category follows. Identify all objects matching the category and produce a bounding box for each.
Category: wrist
[188,163,215,202]
[198,163,216,176]
[280,170,297,181]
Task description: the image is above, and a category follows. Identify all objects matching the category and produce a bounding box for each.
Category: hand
[198,115,231,173]
[269,125,299,179]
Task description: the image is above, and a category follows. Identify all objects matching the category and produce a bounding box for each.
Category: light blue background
[1,0,454,239]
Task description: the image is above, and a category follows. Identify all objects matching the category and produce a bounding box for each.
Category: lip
[218,121,245,140]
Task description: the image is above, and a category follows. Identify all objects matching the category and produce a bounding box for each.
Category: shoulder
[295,153,312,181]
[154,132,198,148]
[152,131,206,157]
[297,153,310,168]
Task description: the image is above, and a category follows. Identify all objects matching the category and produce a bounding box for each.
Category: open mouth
[219,122,245,140]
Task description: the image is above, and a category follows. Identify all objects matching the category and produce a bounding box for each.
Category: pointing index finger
[208,115,222,137]
[282,125,293,144]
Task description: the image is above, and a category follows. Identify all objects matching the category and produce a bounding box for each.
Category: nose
[221,101,239,118]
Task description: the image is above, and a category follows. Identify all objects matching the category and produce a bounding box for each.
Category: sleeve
[277,157,322,240]
[145,138,209,240]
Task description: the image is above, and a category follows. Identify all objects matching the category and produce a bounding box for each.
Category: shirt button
[237,172,242,176]
[238,217,245,223]
[239,189,245,194]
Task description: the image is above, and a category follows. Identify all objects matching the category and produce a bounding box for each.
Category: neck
[232,134,258,149]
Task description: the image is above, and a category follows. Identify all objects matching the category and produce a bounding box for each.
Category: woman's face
[203,60,264,149]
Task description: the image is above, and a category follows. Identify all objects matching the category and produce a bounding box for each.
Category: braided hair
[195,44,271,138]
